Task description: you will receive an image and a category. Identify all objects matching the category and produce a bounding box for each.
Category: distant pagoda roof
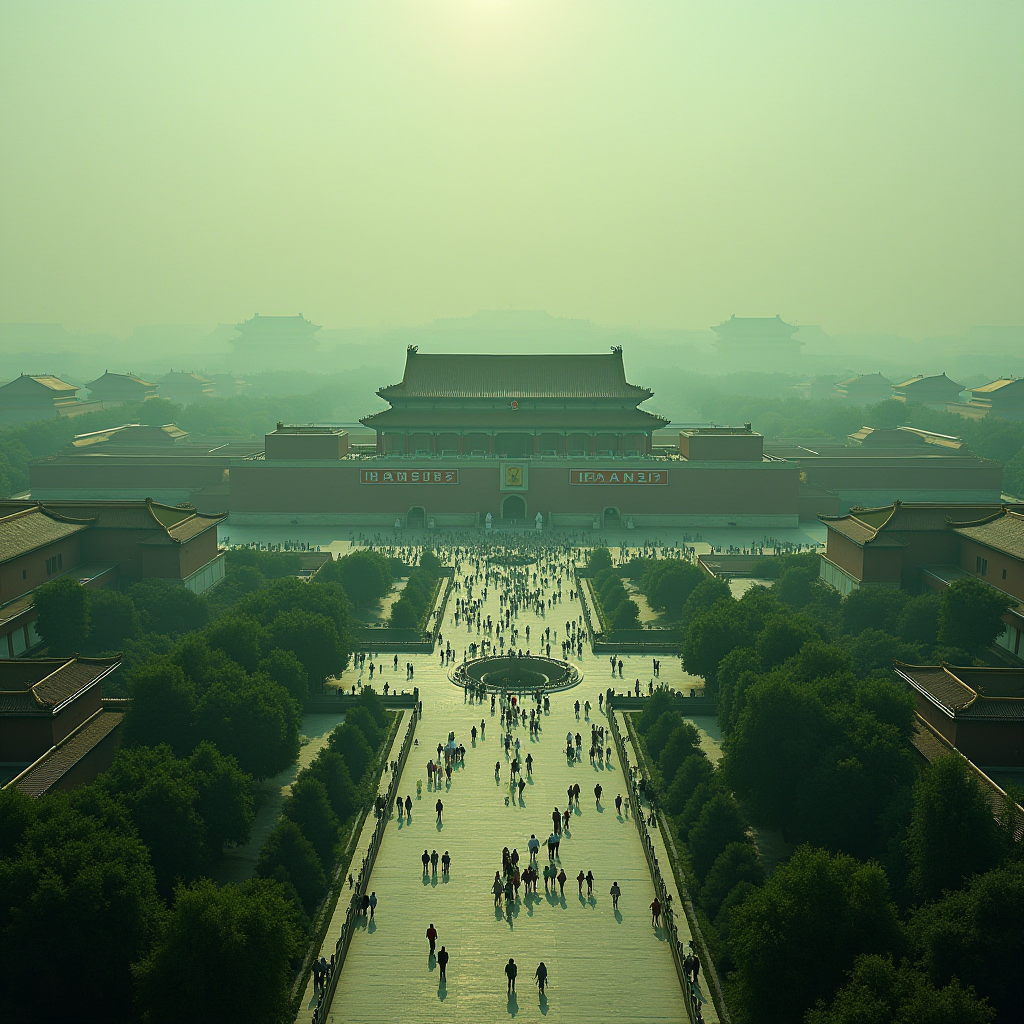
[378,348,653,401]
[85,370,158,389]
[234,314,321,338]
[361,407,668,431]
[711,315,799,340]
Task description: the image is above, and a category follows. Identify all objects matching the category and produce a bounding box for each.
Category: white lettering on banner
[360,469,460,484]
[568,469,667,485]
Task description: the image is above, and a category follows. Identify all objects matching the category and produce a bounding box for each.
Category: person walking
[650,897,662,927]
[552,807,561,834]
[505,958,518,993]
[525,752,533,775]
[369,891,378,918]
[573,782,581,806]
[518,777,526,800]
[610,881,621,909]
[421,849,430,874]
[615,794,623,815]
[438,946,449,980]
[577,870,585,895]
[430,850,439,874]
[528,834,540,861]
[426,923,438,954]
[557,867,567,895]
[435,798,444,823]
[586,870,595,896]
[493,873,504,905]
[594,783,603,807]
[405,795,412,816]
[441,851,451,875]
[534,961,548,994]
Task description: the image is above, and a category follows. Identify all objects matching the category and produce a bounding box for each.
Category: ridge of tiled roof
[895,662,1024,720]
[9,709,123,798]
[950,510,1024,561]
[0,505,95,564]
[378,350,653,401]
[360,408,669,430]
[0,656,121,714]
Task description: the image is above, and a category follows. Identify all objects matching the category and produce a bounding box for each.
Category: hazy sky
[1,1,1021,337]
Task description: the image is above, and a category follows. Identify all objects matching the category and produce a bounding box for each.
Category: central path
[325,548,691,1023]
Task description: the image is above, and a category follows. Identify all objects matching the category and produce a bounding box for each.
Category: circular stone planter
[450,654,582,693]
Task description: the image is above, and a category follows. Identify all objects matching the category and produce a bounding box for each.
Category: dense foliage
[633,565,1023,1024]
[388,548,445,630]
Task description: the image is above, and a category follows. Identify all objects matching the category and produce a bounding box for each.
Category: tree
[355,685,389,731]
[700,842,765,919]
[841,586,908,636]
[188,741,254,854]
[305,749,360,822]
[345,705,383,749]
[755,615,813,669]
[281,777,341,869]
[256,647,309,704]
[0,785,36,858]
[659,721,702,782]
[664,752,714,815]
[33,576,90,653]
[586,547,613,574]
[321,549,393,608]
[204,615,265,673]
[87,589,139,651]
[196,679,301,779]
[128,578,209,636]
[682,602,744,688]
[806,954,995,1024]
[907,755,1003,901]
[610,597,638,628]
[897,592,941,647]
[645,709,686,761]
[133,878,302,1024]
[728,846,902,1024]
[725,677,831,838]
[680,576,732,629]
[909,862,1024,1022]
[256,819,327,914]
[0,790,163,1024]
[270,608,344,692]
[688,792,750,880]
[773,563,821,609]
[327,723,375,783]
[97,745,209,895]
[938,578,1013,655]
[390,597,419,629]
[122,660,197,755]
[645,560,704,619]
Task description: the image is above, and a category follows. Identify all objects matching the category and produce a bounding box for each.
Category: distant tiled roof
[972,378,1024,395]
[710,315,798,339]
[836,373,891,388]
[11,709,123,798]
[235,314,321,336]
[820,501,1018,548]
[896,662,1024,721]
[0,506,93,564]
[0,656,120,715]
[951,510,1024,560]
[84,371,158,389]
[0,374,79,393]
[892,373,963,392]
[378,349,652,401]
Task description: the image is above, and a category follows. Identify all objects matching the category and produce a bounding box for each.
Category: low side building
[895,663,1024,767]
[819,501,1024,658]
[0,499,226,658]
[0,655,124,796]
[159,371,215,405]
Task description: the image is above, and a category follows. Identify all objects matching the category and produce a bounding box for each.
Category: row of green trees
[388,549,444,630]
[258,688,390,915]
[642,562,1024,1023]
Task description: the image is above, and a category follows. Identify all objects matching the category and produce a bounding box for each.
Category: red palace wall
[229,459,799,526]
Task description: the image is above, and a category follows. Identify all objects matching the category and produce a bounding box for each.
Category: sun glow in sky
[0,0,1021,335]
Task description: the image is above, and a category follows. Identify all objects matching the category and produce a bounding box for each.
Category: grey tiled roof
[0,656,121,714]
[0,507,92,563]
[12,710,123,797]
[952,511,1024,561]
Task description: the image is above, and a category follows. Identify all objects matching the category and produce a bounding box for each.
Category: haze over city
[0,5,1022,1024]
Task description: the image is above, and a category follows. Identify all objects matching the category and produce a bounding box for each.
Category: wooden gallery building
[230,349,800,529]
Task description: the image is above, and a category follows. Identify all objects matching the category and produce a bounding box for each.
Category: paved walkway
[322,554,697,1023]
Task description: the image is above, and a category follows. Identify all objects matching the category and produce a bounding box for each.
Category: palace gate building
[229,348,800,529]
